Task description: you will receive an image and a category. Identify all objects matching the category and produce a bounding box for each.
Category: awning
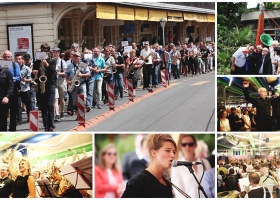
[167,11,183,22]
[135,8,148,20]
[148,9,167,21]
[184,13,208,22]
[207,14,215,22]
[96,3,116,19]
[117,6,134,20]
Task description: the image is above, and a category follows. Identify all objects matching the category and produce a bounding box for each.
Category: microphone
[172,160,202,167]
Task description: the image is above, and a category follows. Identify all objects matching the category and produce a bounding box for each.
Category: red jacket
[95,165,124,198]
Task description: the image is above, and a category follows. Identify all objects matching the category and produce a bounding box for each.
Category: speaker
[266,138,269,143]
[186,26,195,33]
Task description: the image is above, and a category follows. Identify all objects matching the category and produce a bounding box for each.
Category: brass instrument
[143,53,152,64]
[82,148,87,159]
[172,56,178,65]
[60,154,68,168]
[68,66,80,93]
[39,58,47,94]
[124,63,135,77]
[50,154,57,177]
[2,143,20,164]
[71,150,80,162]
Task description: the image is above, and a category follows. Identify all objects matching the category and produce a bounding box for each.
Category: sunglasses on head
[106,152,117,156]
[181,142,195,147]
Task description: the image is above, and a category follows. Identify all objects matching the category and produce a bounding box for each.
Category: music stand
[36,179,59,198]
[60,156,92,190]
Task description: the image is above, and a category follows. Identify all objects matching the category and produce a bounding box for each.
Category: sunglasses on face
[105,152,117,156]
[181,142,195,147]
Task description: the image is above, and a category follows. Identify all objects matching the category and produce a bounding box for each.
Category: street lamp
[159,18,167,46]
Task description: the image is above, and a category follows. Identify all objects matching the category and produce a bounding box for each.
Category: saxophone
[68,65,80,93]
[2,143,20,164]
[124,58,137,77]
[172,55,178,65]
[39,59,47,94]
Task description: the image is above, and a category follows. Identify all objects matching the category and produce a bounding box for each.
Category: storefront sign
[148,9,167,22]
[135,8,148,21]
[7,24,34,59]
[207,14,215,22]
[184,13,208,22]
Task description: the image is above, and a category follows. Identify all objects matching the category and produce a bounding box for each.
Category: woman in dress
[171,135,211,198]
[122,134,177,198]
[125,49,140,97]
[9,158,36,198]
[95,143,124,198]
[219,110,231,132]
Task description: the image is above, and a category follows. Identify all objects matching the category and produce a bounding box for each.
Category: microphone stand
[186,166,208,198]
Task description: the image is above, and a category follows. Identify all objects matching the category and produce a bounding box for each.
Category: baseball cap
[73,52,81,57]
[52,47,61,51]
[23,54,31,60]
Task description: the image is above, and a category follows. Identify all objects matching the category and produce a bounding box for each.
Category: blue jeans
[152,65,159,85]
[86,81,94,107]
[114,73,124,97]
[30,86,36,110]
[71,83,87,110]
[40,85,55,129]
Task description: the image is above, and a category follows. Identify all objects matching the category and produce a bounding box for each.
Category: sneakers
[86,106,91,112]
[54,115,60,121]
[155,85,158,88]
[97,104,102,109]
[60,112,64,119]
[103,99,108,104]
[124,90,128,93]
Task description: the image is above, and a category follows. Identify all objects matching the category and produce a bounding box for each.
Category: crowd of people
[218,81,280,132]
[0,153,91,198]
[231,41,280,75]
[95,134,215,198]
[218,157,280,198]
[0,39,215,132]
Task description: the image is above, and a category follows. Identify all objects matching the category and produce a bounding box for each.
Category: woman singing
[95,143,124,198]
[121,134,177,198]
[9,158,36,198]
[125,49,140,97]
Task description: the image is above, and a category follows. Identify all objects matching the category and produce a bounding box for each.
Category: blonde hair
[145,134,177,159]
[98,143,121,172]
[19,159,32,175]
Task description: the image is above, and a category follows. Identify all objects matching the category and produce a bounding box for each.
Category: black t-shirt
[0,177,14,198]
[248,187,271,198]
[0,67,14,99]
[33,58,57,86]
[114,56,124,74]
[121,170,173,198]
[12,175,30,198]
[200,48,210,60]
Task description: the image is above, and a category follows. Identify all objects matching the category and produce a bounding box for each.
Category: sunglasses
[105,152,117,156]
[181,142,195,147]
[41,49,49,52]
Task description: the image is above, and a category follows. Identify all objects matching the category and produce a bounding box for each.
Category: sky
[247,2,257,9]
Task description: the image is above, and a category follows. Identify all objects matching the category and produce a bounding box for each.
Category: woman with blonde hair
[9,158,36,198]
[121,134,177,198]
[95,143,124,198]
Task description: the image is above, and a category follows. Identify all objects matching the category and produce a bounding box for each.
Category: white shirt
[140,48,153,64]
[233,47,247,67]
[171,157,211,198]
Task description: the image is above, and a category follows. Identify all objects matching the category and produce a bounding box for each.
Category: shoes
[92,101,96,107]
[143,87,147,90]
[75,116,78,121]
[97,104,102,109]
[115,97,118,100]
[124,90,128,93]
[67,110,74,116]
[54,115,60,121]
[16,120,22,125]
[60,112,64,119]
[86,106,91,112]
[49,127,54,132]
[155,85,158,88]
[133,94,136,97]
[44,128,49,132]
[103,99,108,104]
[120,93,123,99]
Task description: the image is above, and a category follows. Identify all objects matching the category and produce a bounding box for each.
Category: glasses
[105,152,117,156]
[144,44,149,46]
[181,142,195,147]
[108,45,112,47]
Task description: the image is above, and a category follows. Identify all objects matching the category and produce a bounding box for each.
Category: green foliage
[217,26,255,75]
[95,134,136,159]
[194,134,215,156]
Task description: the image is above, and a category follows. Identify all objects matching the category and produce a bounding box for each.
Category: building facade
[0,2,215,58]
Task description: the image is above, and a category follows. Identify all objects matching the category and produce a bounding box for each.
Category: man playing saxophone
[140,42,153,90]
[32,43,57,132]
[66,52,90,120]
[125,49,140,97]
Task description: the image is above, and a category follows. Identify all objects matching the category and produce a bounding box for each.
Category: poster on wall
[7,24,34,60]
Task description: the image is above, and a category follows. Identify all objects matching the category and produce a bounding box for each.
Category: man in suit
[255,47,272,75]
[121,134,145,183]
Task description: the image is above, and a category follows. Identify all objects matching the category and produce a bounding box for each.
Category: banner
[117,6,134,20]
[96,4,115,19]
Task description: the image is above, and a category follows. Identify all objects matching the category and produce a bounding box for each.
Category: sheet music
[35,52,47,60]
[238,177,250,192]
[0,60,13,68]
[36,179,58,197]
[61,156,92,190]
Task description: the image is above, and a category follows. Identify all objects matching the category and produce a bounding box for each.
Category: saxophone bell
[39,75,47,94]
[74,79,80,87]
